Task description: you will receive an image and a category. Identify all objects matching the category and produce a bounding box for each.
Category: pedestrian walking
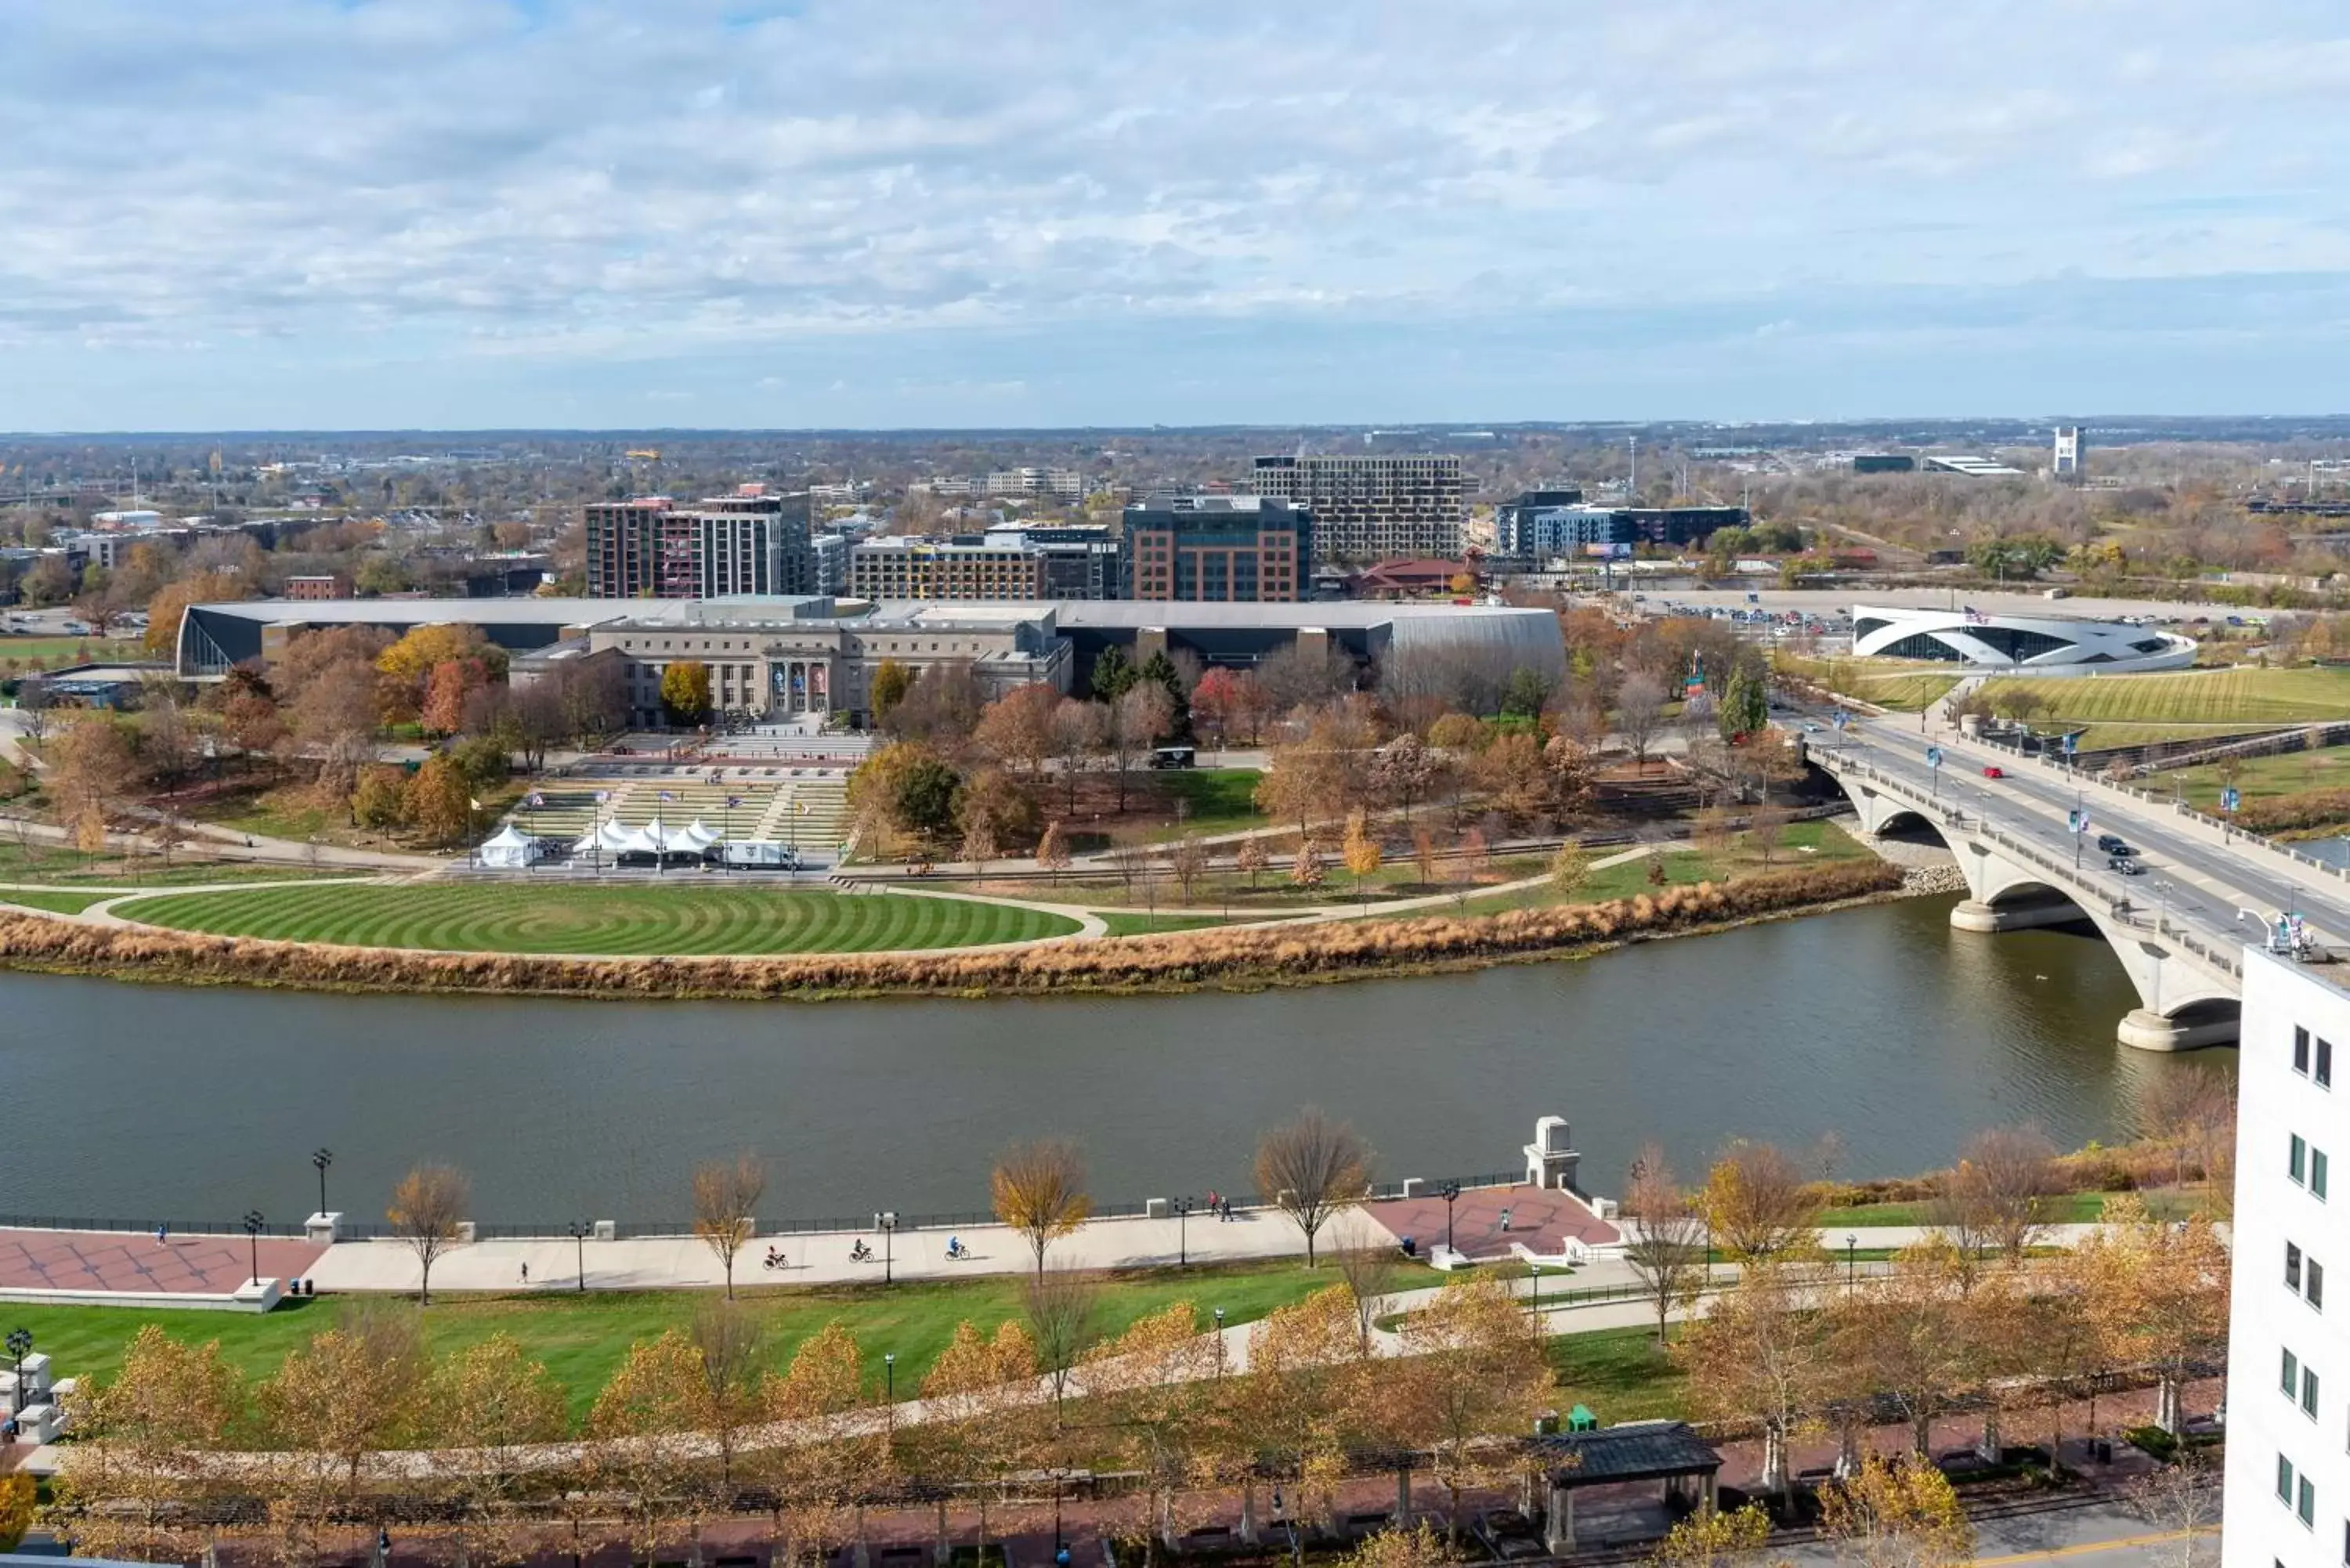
[155,1223,168,1247]
[519,1260,530,1284]
[1499,1206,1513,1234]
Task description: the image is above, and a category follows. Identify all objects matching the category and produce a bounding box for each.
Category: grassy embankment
[5,1260,1332,1433]
[111,883,1082,956]
[1773,652,1963,713]
[1437,819,1871,918]
[1972,665,2350,750]
[0,859,1907,1000]
[0,635,146,670]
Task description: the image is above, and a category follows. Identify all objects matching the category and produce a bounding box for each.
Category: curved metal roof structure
[1850,603,2196,674]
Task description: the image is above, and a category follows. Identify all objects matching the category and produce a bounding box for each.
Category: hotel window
[2326,1035,2337,1088]
[2312,1259,2327,1309]
[2322,1148,2334,1201]
[2306,1365,2322,1420]
[2300,1027,2313,1075]
[2288,1347,2303,1398]
[2296,1136,2311,1184]
[2294,1242,2306,1291]
[2305,1475,2319,1528]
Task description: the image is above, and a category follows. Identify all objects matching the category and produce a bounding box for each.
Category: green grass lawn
[1544,1325,1687,1424]
[1815,1190,2196,1227]
[2164,745,2350,811]
[15,1261,1331,1431]
[111,883,1081,955]
[0,635,147,669]
[1094,910,1251,937]
[1446,818,1869,916]
[0,889,115,915]
[1773,654,1962,713]
[1151,768,1268,830]
[0,840,369,887]
[1979,666,2350,737]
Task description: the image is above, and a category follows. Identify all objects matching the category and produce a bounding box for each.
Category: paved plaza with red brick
[0,1228,327,1295]
[1363,1184,1620,1261]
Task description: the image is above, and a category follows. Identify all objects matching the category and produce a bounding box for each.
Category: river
[0,894,2228,1229]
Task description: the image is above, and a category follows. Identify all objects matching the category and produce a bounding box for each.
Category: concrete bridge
[1813,746,2247,1050]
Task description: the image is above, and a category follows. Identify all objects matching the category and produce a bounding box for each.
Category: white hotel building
[2224,951,2350,1568]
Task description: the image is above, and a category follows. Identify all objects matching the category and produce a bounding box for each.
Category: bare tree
[1616,671,1667,766]
[1929,1125,2057,1276]
[2122,1448,2222,1568]
[2138,1067,2236,1193]
[1622,1145,1710,1346]
[1170,833,1209,903]
[1022,1266,1102,1413]
[692,1153,767,1300]
[387,1164,469,1306]
[992,1138,1091,1276]
[1253,1107,1374,1266]
[1701,1141,1816,1264]
[1329,1216,1401,1355]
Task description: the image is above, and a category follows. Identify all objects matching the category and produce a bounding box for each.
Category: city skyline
[8,1,2350,430]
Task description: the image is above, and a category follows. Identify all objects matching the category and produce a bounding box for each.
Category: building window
[2325,1036,2337,1089]
[2313,1259,2327,1310]
[2300,1027,2313,1075]
[2296,1135,2310,1184]
[2306,1476,2319,1527]
[2288,1347,2303,1398]
[2307,1366,2322,1419]
[2283,1454,2298,1503]
[2293,1242,2306,1291]
[2322,1149,2334,1201]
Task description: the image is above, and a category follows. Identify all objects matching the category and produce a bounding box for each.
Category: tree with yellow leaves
[49,1325,246,1565]
[761,1322,895,1568]
[1394,1276,1553,1541]
[1817,1454,1972,1568]
[991,1138,1090,1277]
[1082,1303,1223,1565]
[427,1334,569,1567]
[916,1321,1041,1566]
[2096,1194,2230,1434]
[1238,1286,1368,1537]
[1700,1140,1817,1264]
[1829,1240,1980,1458]
[1648,1503,1773,1568]
[587,1331,714,1568]
[1342,810,1383,909]
[1347,1520,1466,1568]
[259,1308,428,1563]
[1676,1259,1834,1498]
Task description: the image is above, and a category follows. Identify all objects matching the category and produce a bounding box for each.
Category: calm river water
[0,894,2228,1228]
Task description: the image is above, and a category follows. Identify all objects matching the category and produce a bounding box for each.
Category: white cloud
[3,0,2349,423]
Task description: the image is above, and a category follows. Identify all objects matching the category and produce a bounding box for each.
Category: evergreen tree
[1090,645,1139,703]
[1137,649,1192,742]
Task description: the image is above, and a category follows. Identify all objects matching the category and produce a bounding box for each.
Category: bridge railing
[2024,750,2349,883]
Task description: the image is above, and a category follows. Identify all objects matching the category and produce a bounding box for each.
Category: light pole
[1213,1306,1226,1379]
[884,1353,896,1413]
[1175,1195,1194,1268]
[1440,1181,1462,1254]
[312,1147,333,1219]
[1844,1234,1857,1292]
[243,1210,265,1288]
[5,1329,28,1414]
[567,1220,591,1292]
[880,1212,896,1285]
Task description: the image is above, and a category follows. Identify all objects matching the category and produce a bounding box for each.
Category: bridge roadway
[1806,711,2350,1051]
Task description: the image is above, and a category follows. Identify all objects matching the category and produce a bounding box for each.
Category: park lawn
[111,881,1081,955]
[1773,654,1961,713]
[1094,910,1252,937]
[0,840,371,887]
[1445,818,1871,916]
[1813,1190,2197,1227]
[1543,1325,1687,1425]
[0,889,114,915]
[2166,745,2350,812]
[1145,768,1270,833]
[10,1260,1333,1432]
[1978,665,2350,729]
[975,854,1553,914]
[0,635,147,668]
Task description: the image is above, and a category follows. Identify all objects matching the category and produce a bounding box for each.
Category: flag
[1962,605,1988,624]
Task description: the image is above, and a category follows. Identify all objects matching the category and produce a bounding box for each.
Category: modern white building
[2222,949,2350,1568]
[2053,427,2085,479]
[1849,604,2197,674]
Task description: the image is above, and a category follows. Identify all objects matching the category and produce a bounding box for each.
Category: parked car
[1981,765,2005,779]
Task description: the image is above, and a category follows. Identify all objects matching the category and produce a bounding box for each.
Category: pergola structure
[1529,1421,1724,1552]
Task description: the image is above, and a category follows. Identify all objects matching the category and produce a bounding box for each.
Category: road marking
[1974,1526,2215,1565]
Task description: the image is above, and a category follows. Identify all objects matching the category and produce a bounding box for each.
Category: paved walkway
[0,1228,326,1295]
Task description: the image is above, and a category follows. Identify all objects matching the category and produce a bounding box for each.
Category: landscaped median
[0,858,1906,1001]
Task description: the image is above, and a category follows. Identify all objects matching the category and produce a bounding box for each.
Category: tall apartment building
[847,537,1049,602]
[584,490,811,598]
[1249,454,1463,564]
[2223,949,2350,1568]
[1122,495,1311,603]
[584,497,692,598]
[985,522,1121,599]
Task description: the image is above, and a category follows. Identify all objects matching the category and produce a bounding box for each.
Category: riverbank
[0,858,1907,1003]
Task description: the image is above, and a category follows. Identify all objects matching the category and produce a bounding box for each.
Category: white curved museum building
[1849,605,2198,674]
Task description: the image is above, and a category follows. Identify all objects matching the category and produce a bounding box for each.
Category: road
[1825,712,2350,963]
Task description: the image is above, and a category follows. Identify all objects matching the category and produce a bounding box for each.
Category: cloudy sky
[8,0,2350,430]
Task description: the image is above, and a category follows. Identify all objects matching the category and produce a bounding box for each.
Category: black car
[2109,856,2146,876]
[2096,834,2133,856]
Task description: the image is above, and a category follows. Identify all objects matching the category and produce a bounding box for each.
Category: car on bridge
[1980,764,2005,779]
[2109,856,2146,876]
[2097,834,2135,856]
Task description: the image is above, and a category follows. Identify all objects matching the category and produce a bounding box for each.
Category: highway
[1815,710,2350,965]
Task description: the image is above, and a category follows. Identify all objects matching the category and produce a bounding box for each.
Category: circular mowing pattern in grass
[110,883,1080,956]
